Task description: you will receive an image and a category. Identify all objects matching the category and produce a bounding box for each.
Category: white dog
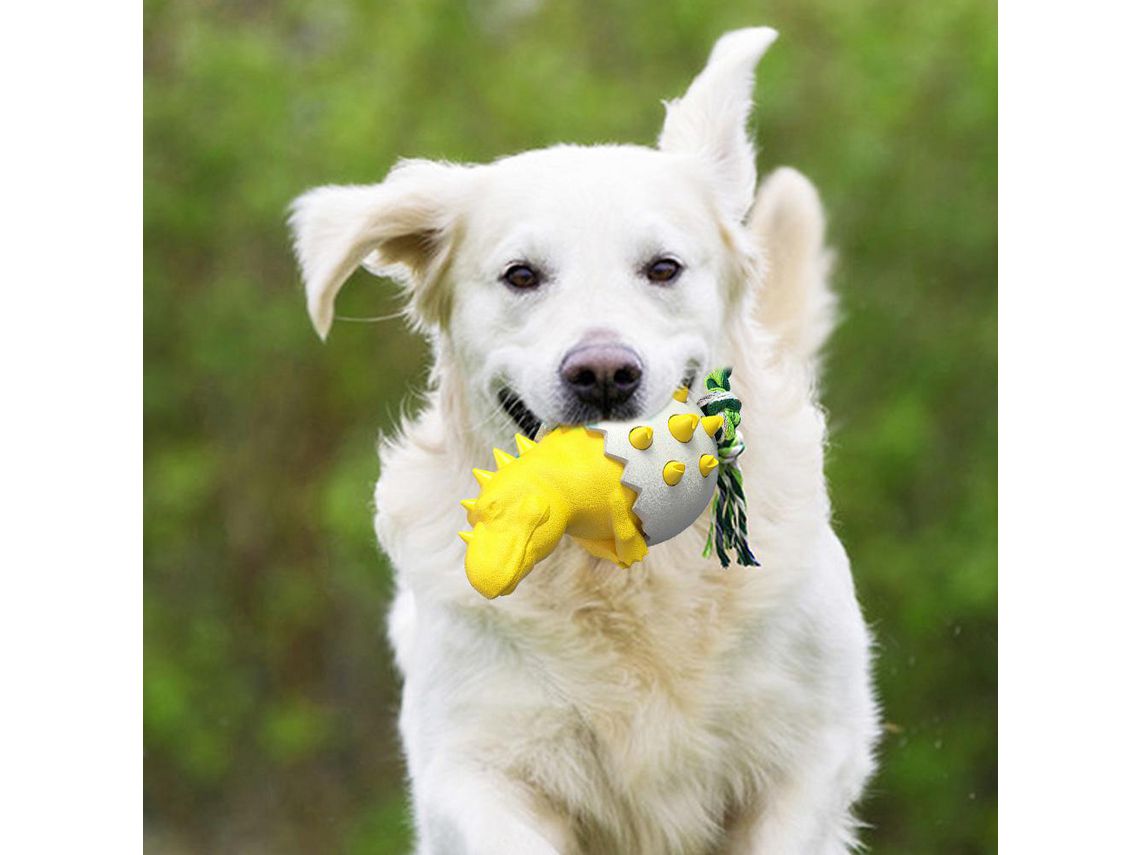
[290,27,879,854]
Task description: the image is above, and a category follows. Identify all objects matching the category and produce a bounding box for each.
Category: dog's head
[290,28,779,439]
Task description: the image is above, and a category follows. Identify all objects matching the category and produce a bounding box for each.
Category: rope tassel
[697,368,760,567]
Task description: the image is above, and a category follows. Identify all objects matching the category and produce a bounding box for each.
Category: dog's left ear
[289,159,471,339]
[658,27,778,222]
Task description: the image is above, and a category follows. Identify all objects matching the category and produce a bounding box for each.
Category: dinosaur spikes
[673,386,690,403]
[701,414,724,438]
[699,454,719,477]
[472,468,494,488]
[514,433,538,455]
[460,498,478,522]
[458,530,473,544]
[668,413,699,443]
[662,460,686,486]
[493,448,515,469]
[629,426,653,450]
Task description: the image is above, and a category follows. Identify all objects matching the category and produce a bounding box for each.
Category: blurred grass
[144,0,996,852]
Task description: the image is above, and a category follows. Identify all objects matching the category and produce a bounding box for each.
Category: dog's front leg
[721,728,874,855]
[409,764,569,855]
[723,790,856,855]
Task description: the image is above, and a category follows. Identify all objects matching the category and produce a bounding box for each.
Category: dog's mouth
[497,388,543,440]
[497,371,697,439]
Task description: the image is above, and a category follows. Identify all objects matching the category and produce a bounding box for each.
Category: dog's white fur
[291,28,878,854]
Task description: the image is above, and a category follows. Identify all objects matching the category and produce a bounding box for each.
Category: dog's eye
[502,263,542,290]
[645,257,682,284]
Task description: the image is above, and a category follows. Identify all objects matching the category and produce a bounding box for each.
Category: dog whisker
[333,311,408,324]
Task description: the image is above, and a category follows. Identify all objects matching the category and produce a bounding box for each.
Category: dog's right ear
[288,159,471,339]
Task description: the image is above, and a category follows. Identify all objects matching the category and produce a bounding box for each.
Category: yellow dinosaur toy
[460,383,731,599]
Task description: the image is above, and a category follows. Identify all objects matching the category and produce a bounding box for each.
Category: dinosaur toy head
[460,435,570,598]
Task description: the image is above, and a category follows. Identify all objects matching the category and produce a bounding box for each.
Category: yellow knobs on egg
[662,460,686,486]
[629,426,654,450]
[668,413,699,442]
[700,415,724,438]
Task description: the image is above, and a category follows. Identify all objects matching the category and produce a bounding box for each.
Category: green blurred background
[144,0,996,851]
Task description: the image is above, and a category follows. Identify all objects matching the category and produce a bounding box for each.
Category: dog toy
[459,368,759,598]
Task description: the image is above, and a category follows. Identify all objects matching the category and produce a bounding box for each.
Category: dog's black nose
[559,344,643,413]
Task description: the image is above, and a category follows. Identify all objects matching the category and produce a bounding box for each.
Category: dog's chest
[507,548,766,845]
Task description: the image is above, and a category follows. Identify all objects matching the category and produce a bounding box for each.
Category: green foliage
[145,0,995,851]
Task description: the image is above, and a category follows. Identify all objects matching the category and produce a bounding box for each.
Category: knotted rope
[697,367,760,568]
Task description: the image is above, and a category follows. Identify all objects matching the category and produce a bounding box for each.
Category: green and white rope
[696,367,760,568]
